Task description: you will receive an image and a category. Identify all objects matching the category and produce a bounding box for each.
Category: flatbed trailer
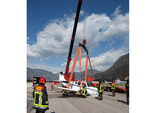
[104,85,126,93]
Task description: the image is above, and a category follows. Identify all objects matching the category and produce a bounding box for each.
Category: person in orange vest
[51,82,54,91]
[111,80,116,96]
[33,77,49,113]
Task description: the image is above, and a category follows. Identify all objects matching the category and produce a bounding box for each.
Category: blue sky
[27,0,129,73]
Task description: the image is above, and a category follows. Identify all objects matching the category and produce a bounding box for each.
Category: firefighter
[97,80,103,100]
[62,89,66,96]
[111,80,116,96]
[33,77,49,113]
[51,82,53,91]
[125,79,129,105]
[62,89,68,96]
[81,84,87,98]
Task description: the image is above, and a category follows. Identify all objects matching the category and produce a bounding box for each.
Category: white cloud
[27,44,40,58]
[89,47,129,71]
[29,46,128,73]
[65,47,129,72]
[27,6,129,63]
[27,63,64,74]
[111,5,122,17]
[103,13,129,42]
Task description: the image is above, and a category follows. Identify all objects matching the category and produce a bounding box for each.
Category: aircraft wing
[50,80,59,82]
[56,86,79,92]
[50,80,68,83]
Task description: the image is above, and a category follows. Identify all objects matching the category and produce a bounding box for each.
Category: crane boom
[64,0,82,80]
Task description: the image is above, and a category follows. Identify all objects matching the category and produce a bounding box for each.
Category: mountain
[75,69,101,80]
[27,53,129,82]
[94,53,129,81]
[27,67,101,81]
[27,68,59,81]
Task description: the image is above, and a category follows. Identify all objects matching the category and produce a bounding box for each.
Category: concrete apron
[27,97,34,113]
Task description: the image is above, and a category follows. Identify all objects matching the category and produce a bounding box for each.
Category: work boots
[99,93,103,100]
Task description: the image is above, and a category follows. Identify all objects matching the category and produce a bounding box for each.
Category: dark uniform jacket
[97,83,103,93]
[125,83,129,93]
[33,83,49,111]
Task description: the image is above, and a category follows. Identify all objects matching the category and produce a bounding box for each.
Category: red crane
[64,0,83,81]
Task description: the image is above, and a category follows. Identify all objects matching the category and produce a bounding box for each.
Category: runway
[27,82,129,113]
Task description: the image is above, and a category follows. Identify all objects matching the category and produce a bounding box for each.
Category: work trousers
[81,95,86,98]
[99,92,103,100]
[36,110,45,113]
[112,90,115,96]
[126,92,129,104]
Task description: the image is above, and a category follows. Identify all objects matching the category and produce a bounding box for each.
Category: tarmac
[27,82,129,113]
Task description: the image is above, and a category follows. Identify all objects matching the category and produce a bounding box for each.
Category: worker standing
[111,80,116,96]
[33,77,49,113]
[51,82,54,91]
[81,84,87,98]
[125,79,129,105]
[97,80,104,100]
[62,89,68,96]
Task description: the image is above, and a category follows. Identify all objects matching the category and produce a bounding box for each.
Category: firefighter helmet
[39,77,46,85]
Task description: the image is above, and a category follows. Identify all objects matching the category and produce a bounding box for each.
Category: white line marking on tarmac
[27,84,32,88]
[90,94,97,97]
[27,97,34,100]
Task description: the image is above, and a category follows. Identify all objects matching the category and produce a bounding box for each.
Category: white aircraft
[55,72,98,95]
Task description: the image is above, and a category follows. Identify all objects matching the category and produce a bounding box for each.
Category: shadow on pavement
[57,94,81,98]
[107,94,113,96]
[117,99,128,105]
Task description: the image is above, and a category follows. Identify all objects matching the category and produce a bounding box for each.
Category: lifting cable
[83,0,87,44]
[83,0,94,80]
[84,54,88,82]
[88,56,94,78]
[79,47,82,91]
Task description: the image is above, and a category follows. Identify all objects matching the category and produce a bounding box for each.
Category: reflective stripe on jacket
[81,88,87,96]
[62,90,66,94]
[97,84,103,92]
[111,83,116,90]
[33,85,49,110]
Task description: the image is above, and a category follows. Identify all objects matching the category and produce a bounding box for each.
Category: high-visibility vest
[33,86,49,110]
[62,90,66,94]
[81,88,87,96]
[97,84,103,92]
[111,83,116,90]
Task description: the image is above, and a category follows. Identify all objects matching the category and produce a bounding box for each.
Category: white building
[115,78,127,84]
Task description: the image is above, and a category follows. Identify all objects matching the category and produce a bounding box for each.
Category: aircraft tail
[59,72,66,81]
